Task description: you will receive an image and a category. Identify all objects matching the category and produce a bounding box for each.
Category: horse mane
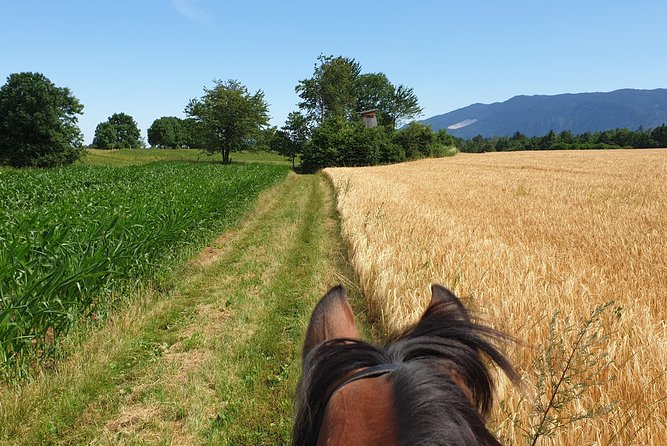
[293,295,519,446]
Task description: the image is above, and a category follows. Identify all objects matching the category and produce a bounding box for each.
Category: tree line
[457,126,667,153]
[0,71,269,166]
[1,68,666,169]
[92,114,209,150]
[146,116,204,149]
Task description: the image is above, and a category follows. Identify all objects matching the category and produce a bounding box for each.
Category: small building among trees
[359,109,379,128]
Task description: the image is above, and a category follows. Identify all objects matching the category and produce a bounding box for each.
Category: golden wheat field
[325,149,667,445]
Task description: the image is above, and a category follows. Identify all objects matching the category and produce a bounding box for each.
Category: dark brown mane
[293,287,519,445]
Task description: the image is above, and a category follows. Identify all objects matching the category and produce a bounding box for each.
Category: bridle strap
[331,363,400,395]
[325,362,400,406]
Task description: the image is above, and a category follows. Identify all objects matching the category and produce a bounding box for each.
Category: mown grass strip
[202,174,325,444]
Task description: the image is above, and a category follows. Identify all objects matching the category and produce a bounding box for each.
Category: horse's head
[293,285,519,446]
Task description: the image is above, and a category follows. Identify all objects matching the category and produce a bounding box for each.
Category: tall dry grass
[325,149,667,445]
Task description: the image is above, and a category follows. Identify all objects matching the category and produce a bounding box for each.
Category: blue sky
[1,0,666,144]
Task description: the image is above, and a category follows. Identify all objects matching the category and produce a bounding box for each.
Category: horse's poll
[293,285,520,446]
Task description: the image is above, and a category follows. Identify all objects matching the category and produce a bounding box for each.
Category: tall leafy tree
[296,56,422,130]
[93,113,141,149]
[0,72,84,167]
[355,73,423,128]
[182,118,206,149]
[147,116,185,148]
[271,111,309,168]
[91,122,116,149]
[388,84,423,128]
[650,124,667,147]
[295,55,362,125]
[295,55,425,169]
[355,73,394,117]
[186,79,269,164]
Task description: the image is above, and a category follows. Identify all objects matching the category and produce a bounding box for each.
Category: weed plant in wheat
[325,149,667,445]
[0,162,288,381]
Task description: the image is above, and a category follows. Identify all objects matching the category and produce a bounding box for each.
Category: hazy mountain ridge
[422,89,667,139]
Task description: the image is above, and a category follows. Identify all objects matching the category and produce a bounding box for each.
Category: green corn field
[0,161,288,381]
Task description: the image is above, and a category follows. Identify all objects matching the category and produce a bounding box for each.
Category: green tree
[579,131,593,144]
[301,116,346,171]
[540,130,558,149]
[91,122,116,149]
[387,84,423,128]
[301,117,404,171]
[93,113,141,149]
[147,116,185,148]
[559,130,575,145]
[392,122,435,159]
[510,130,528,150]
[270,130,292,164]
[295,55,362,125]
[354,73,395,125]
[0,72,84,167]
[342,122,403,166]
[594,130,611,146]
[610,128,635,147]
[495,136,511,151]
[354,73,423,129]
[182,118,205,148]
[650,124,667,147]
[633,126,652,148]
[297,56,422,129]
[186,79,269,164]
[271,111,309,168]
[435,128,456,147]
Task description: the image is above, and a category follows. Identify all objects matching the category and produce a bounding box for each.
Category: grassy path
[0,172,365,445]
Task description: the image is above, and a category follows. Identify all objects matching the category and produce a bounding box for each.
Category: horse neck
[317,375,398,446]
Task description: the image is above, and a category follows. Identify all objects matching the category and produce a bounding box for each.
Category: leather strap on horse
[331,363,400,395]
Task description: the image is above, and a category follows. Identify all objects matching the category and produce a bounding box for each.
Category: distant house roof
[358,109,380,116]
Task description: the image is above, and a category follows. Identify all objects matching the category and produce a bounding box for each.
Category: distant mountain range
[421,88,667,139]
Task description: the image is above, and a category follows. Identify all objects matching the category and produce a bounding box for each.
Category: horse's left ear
[303,286,359,360]
[426,284,471,322]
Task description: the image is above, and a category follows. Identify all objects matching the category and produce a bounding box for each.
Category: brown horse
[293,285,519,446]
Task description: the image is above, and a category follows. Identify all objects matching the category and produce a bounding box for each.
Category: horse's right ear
[425,284,471,322]
[303,286,359,359]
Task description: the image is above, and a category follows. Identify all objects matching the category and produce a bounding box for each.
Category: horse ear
[427,284,471,322]
[303,286,359,359]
